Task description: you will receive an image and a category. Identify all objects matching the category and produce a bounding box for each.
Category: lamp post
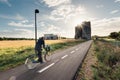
[35,9,39,44]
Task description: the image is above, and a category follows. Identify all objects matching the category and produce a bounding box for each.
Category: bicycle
[25,45,52,69]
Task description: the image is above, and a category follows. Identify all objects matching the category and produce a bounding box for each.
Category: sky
[0,0,120,38]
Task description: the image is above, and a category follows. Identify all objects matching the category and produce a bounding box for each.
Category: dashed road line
[70,51,75,54]
[75,48,79,51]
[54,59,60,63]
[38,63,55,73]
[38,49,77,73]
[9,76,16,80]
[61,55,68,59]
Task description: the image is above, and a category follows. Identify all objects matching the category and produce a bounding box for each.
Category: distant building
[44,34,59,40]
[75,21,91,40]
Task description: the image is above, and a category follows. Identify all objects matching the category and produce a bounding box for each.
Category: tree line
[0,37,34,41]
[109,31,120,40]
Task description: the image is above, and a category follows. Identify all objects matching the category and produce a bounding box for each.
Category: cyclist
[35,37,45,63]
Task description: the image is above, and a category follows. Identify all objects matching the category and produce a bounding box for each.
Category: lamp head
[35,9,39,13]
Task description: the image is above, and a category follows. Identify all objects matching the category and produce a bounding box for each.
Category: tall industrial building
[75,21,91,40]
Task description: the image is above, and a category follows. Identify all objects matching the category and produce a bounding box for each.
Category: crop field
[0,39,76,49]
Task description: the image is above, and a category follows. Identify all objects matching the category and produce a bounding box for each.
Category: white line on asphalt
[61,55,68,59]
[54,59,60,63]
[9,76,16,80]
[38,63,55,73]
[70,51,75,54]
[76,48,79,51]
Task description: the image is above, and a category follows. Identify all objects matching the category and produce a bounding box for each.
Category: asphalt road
[0,40,92,80]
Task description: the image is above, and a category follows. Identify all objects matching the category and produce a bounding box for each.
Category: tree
[109,31,120,40]
[0,37,3,40]
[109,32,119,40]
[118,31,120,40]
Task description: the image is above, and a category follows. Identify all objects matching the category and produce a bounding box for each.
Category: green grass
[0,47,34,71]
[0,40,85,71]
[93,40,120,80]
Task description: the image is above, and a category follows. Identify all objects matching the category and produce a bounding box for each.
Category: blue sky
[0,0,120,38]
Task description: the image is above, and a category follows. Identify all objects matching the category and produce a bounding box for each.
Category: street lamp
[35,9,39,44]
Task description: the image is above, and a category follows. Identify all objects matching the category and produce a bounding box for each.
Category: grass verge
[76,42,97,80]
[0,40,85,71]
[92,40,120,80]
[77,39,120,80]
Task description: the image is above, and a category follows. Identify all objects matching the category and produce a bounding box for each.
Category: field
[0,39,76,49]
[0,39,84,71]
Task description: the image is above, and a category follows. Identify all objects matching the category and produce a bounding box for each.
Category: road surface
[0,40,92,80]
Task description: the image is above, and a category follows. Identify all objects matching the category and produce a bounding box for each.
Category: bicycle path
[0,40,92,80]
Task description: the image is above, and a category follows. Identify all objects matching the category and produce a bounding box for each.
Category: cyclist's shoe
[40,61,44,64]
[38,59,44,64]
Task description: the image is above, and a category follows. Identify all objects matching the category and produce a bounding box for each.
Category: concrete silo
[75,21,91,40]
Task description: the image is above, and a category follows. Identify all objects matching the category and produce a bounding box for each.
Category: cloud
[50,4,74,20]
[36,0,87,37]
[0,14,25,20]
[0,0,11,7]
[39,22,60,32]
[49,4,86,23]
[110,10,119,14]
[0,29,34,38]
[40,22,45,27]
[92,17,120,36]
[37,22,65,35]
[38,0,87,24]
[115,0,120,2]
[96,5,104,8]
[41,0,70,7]
[35,0,120,37]
[15,14,25,20]
[46,25,60,32]
[8,20,34,27]
[38,21,75,37]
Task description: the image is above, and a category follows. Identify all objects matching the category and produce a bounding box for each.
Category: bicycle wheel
[43,52,52,62]
[25,55,38,69]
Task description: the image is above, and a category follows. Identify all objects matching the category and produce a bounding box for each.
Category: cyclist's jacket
[35,38,45,51]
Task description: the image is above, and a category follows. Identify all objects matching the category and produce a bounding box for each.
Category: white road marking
[38,63,55,73]
[76,48,79,51]
[70,51,75,54]
[61,55,68,59]
[54,59,60,63]
[9,76,16,80]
